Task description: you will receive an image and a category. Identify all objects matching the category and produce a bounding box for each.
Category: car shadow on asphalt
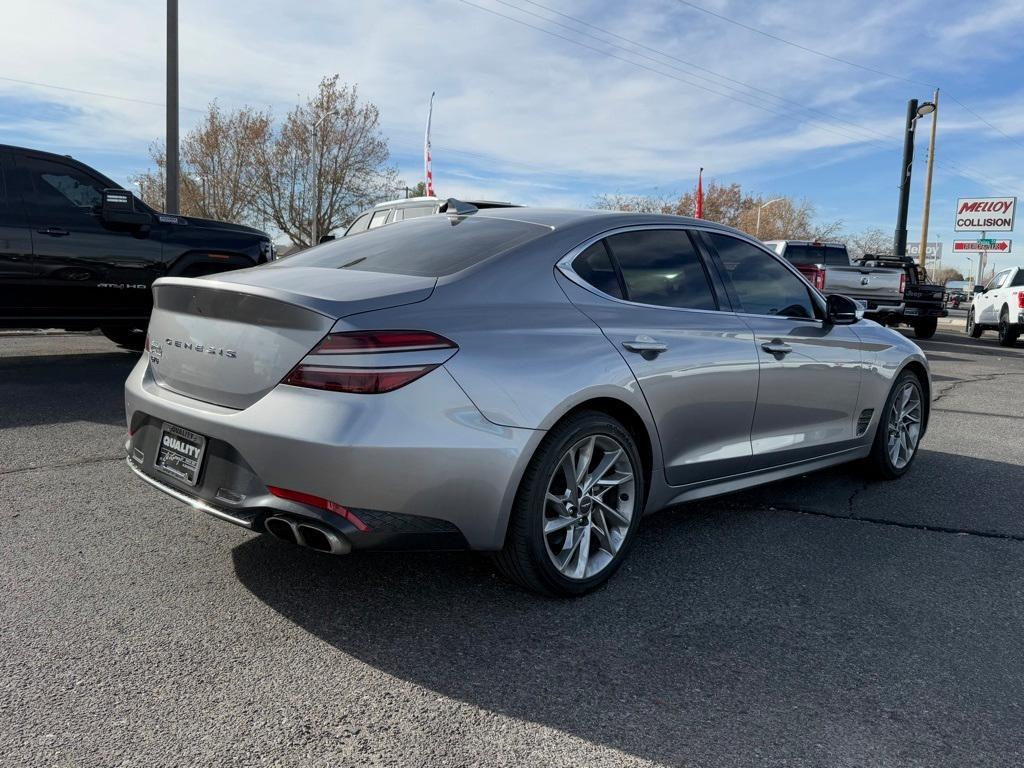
[0,351,138,428]
[231,455,1024,766]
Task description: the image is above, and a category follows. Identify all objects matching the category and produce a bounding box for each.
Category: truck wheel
[967,308,982,338]
[101,326,146,351]
[868,370,925,480]
[912,318,937,339]
[998,309,1019,348]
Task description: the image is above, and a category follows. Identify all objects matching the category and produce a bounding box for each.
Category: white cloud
[1,0,1022,213]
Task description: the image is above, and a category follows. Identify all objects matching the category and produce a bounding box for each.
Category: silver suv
[345,196,517,236]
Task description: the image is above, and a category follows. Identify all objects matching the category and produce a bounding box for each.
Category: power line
[0,75,205,113]
[457,0,1014,192]
[453,0,902,151]
[671,0,1024,153]
[507,0,902,147]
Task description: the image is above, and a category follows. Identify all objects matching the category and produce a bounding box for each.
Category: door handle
[37,227,70,237]
[761,341,793,355]
[622,338,668,355]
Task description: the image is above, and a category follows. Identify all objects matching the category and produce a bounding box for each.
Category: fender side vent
[857,409,874,436]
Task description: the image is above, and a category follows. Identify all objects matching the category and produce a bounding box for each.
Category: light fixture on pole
[310,109,339,247]
[755,198,784,238]
[893,97,936,258]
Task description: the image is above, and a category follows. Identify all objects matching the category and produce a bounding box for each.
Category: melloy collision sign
[954,196,1016,232]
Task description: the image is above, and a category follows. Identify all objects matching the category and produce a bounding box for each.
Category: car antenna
[438,198,478,217]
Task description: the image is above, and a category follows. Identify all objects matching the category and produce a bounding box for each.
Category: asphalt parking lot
[2,319,1023,768]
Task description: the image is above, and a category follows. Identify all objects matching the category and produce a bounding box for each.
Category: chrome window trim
[556,224,728,316]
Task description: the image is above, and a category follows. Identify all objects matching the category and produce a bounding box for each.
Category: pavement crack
[763,503,1024,543]
[931,370,1024,404]
[0,454,123,477]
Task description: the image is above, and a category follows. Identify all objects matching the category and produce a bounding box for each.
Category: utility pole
[166,0,179,214]
[917,89,939,272]
[893,99,918,257]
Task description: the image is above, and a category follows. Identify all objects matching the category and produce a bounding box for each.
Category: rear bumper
[124,357,542,550]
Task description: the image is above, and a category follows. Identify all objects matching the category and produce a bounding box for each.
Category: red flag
[695,167,704,219]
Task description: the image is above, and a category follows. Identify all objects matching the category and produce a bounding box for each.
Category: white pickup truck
[968,265,1024,347]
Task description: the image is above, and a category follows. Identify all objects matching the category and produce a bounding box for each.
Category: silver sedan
[125,204,930,596]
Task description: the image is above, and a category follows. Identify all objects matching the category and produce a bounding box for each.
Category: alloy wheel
[542,434,636,580]
[886,382,922,470]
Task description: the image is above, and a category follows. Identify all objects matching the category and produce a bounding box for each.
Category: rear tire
[912,317,937,339]
[493,411,645,597]
[967,308,982,338]
[100,326,146,351]
[997,309,1019,348]
[867,370,925,480]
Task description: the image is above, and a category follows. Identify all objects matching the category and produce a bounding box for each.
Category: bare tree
[847,227,893,258]
[249,75,398,246]
[132,103,270,224]
[594,180,842,241]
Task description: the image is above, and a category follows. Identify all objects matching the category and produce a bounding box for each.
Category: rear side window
[277,215,548,277]
[782,244,848,266]
[402,205,435,219]
[572,241,623,299]
[368,209,390,229]
[605,229,717,310]
[1011,271,1024,288]
[706,233,816,319]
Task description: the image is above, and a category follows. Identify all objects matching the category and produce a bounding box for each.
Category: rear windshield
[782,245,848,266]
[278,215,547,277]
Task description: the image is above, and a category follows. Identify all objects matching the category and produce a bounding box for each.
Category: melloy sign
[954,196,1016,232]
[907,242,942,262]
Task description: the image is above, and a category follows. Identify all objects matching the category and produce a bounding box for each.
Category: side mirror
[973,285,986,294]
[826,294,863,325]
[317,234,335,244]
[101,189,151,226]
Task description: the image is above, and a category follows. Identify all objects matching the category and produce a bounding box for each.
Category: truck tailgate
[823,266,903,301]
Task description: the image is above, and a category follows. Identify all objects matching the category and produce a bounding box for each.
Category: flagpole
[424,92,436,197]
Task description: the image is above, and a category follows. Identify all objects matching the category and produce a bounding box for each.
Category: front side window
[706,233,816,319]
[604,229,717,310]
[990,270,1011,289]
[21,156,106,222]
[346,212,372,235]
[368,209,391,229]
[572,241,623,299]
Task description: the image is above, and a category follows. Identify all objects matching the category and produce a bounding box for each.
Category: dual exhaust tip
[264,515,351,555]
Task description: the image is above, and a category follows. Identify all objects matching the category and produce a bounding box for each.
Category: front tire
[868,370,925,480]
[912,317,937,339]
[997,308,1019,347]
[967,308,982,338]
[100,325,146,351]
[494,411,645,597]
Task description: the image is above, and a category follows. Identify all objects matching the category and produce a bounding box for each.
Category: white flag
[424,92,436,197]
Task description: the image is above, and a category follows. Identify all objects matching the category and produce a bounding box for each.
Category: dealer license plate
[155,423,207,486]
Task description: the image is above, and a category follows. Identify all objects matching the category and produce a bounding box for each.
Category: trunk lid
[147,269,436,409]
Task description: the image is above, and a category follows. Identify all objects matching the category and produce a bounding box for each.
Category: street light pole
[893,99,918,258]
[756,198,784,239]
[166,0,179,214]
[917,89,939,272]
[309,110,339,247]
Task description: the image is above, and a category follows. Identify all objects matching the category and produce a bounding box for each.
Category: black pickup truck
[0,144,273,348]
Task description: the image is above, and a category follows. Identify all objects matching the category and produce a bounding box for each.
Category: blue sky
[2,0,1023,275]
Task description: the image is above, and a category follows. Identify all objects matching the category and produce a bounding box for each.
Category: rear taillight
[814,268,826,291]
[899,274,907,295]
[282,330,457,394]
[267,486,371,532]
[1018,292,1024,309]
